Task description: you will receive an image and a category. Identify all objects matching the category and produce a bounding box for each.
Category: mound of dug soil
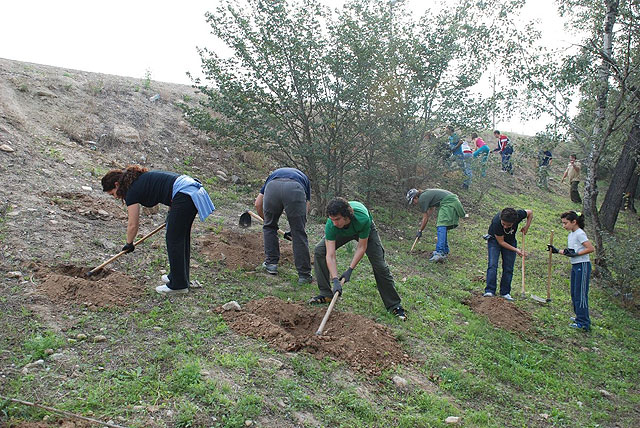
[199,229,294,270]
[464,292,533,333]
[37,265,144,307]
[219,297,410,374]
[46,191,127,221]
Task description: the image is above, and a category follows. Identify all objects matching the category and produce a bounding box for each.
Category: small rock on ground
[445,416,460,424]
[222,301,241,311]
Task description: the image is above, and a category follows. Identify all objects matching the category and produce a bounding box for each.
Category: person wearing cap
[308,197,406,320]
[407,188,466,262]
[254,167,312,283]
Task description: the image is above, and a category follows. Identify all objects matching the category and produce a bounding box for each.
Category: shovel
[409,236,420,252]
[238,210,290,240]
[315,279,345,336]
[530,230,554,304]
[86,223,166,276]
[520,231,526,298]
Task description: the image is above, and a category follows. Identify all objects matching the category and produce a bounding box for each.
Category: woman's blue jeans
[485,238,516,295]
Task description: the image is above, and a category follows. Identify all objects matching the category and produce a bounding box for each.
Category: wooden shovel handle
[521,231,526,295]
[88,223,166,275]
[315,279,345,336]
[247,210,286,237]
[410,236,419,252]
[547,230,554,300]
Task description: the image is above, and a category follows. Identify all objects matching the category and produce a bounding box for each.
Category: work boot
[392,306,407,321]
[155,285,188,295]
[261,262,277,275]
[297,275,313,285]
[308,295,332,305]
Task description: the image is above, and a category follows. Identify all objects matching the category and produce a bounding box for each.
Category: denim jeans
[435,226,449,255]
[485,238,516,295]
[571,262,591,328]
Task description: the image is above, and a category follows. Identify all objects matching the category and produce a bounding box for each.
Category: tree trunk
[624,171,639,213]
[582,0,619,269]
[600,111,640,232]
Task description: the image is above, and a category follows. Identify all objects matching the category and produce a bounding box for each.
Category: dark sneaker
[308,295,332,305]
[261,262,277,275]
[298,275,313,284]
[392,306,407,321]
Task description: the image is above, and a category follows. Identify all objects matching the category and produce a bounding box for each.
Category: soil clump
[199,229,294,270]
[219,296,410,374]
[464,292,533,333]
[36,265,143,307]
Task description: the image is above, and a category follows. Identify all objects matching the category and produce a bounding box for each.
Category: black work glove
[416,230,422,238]
[339,267,353,283]
[332,278,342,296]
[547,244,559,254]
[122,242,135,253]
[283,231,292,241]
[563,248,579,257]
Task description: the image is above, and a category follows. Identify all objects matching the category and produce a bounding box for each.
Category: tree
[600,111,640,231]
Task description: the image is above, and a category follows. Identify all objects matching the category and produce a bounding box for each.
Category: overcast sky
[0,0,573,134]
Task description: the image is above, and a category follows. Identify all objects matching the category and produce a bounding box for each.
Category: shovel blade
[530,294,547,303]
[239,211,251,228]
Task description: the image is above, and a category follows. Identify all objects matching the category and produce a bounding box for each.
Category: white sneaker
[483,292,495,297]
[500,293,514,301]
[155,285,188,295]
[161,274,170,284]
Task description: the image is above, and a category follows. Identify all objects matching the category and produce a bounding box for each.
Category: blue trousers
[435,226,449,255]
[485,238,516,296]
[571,262,591,328]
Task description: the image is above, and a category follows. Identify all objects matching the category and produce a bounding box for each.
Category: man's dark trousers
[263,178,311,277]
[313,222,402,311]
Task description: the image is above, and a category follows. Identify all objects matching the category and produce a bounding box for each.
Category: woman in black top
[102,165,214,295]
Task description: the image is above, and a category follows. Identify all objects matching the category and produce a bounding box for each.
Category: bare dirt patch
[199,229,294,270]
[464,292,533,333]
[36,265,144,308]
[219,296,410,374]
[46,191,127,221]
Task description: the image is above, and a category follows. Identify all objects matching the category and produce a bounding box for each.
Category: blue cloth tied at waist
[172,175,215,221]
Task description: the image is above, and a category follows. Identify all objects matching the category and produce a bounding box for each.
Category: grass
[1,169,639,427]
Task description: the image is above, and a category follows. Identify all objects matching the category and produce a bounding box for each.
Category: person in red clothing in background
[492,130,513,175]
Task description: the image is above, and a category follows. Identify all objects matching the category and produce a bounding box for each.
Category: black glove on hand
[122,242,135,253]
[332,278,342,296]
[339,267,353,283]
[416,230,422,238]
[563,248,579,257]
[547,244,559,254]
[283,231,292,241]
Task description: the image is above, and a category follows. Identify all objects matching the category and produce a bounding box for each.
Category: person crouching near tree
[308,197,406,320]
[102,165,215,295]
[548,211,594,331]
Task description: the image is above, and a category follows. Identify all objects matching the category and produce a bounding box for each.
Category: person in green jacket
[406,188,466,262]
[308,197,406,321]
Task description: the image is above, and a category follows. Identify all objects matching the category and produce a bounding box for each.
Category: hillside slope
[1,58,639,428]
